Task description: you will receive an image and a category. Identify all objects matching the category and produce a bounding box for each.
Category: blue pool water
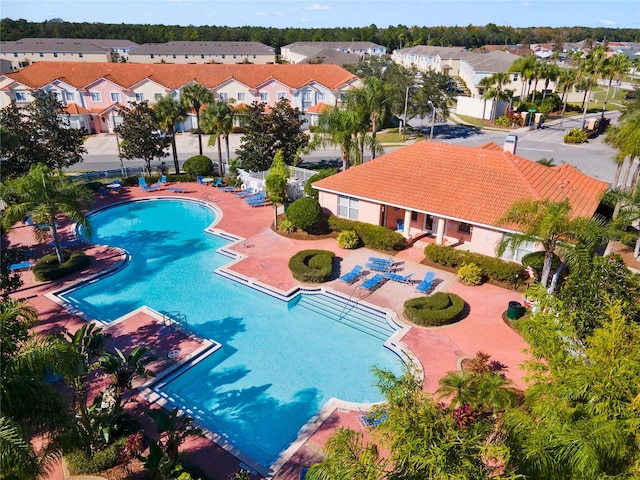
[63,199,403,468]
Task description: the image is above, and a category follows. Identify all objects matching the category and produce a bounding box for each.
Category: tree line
[1,17,639,51]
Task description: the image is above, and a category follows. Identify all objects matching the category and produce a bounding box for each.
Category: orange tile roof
[306,102,329,114]
[313,141,608,228]
[63,103,90,114]
[5,62,358,92]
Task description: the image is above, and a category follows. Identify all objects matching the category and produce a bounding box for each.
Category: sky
[2,0,639,30]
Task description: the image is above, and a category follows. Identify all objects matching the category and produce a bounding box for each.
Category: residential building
[312,139,607,262]
[0,62,360,133]
[281,42,386,64]
[0,38,138,70]
[127,41,276,64]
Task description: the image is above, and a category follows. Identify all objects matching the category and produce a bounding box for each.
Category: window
[185,54,189,58]
[303,91,312,102]
[53,52,58,58]
[338,196,359,220]
[201,54,205,59]
[259,92,269,102]
[135,92,145,102]
[222,54,225,59]
[78,53,83,58]
[110,92,121,102]
[90,92,102,102]
[500,235,536,263]
[13,52,17,57]
[233,54,237,59]
[173,54,177,59]
[39,52,44,57]
[15,91,27,102]
[237,92,246,102]
[154,93,163,102]
[317,92,325,101]
[65,91,75,102]
[457,222,472,234]
[339,92,347,102]
[219,92,229,102]
[277,91,287,101]
[513,73,519,81]
[150,54,154,59]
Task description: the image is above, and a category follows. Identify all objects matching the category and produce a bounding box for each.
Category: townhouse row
[0,62,361,134]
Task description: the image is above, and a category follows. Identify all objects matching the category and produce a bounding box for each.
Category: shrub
[457,262,483,286]
[288,249,335,283]
[337,230,362,249]
[521,251,561,280]
[564,128,588,144]
[404,292,466,327]
[278,219,296,234]
[65,438,126,474]
[304,168,339,200]
[183,155,215,176]
[424,244,527,285]
[286,197,324,232]
[328,215,405,251]
[33,250,91,282]
[494,116,511,128]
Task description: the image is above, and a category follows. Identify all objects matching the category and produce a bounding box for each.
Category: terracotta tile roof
[313,141,608,228]
[306,102,329,114]
[63,103,90,114]
[5,62,358,92]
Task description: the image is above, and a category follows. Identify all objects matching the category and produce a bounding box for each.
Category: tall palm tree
[577,46,608,129]
[479,72,512,122]
[308,105,360,171]
[540,63,560,100]
[200,100,233,176]
[153,94,187,174]
[147,407,203,470]
[180,82,215,155]
[509,54,537,100]
[98,346,154,412]
[601,53,632,115]
[556,67,579,128]
[496,199,606,287]
[609,184,640,258]
[346,77,392,160]
[604,109,640,193]
[0,164,93,265]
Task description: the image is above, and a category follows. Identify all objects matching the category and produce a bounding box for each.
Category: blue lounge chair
[213,177,223,188]
[358,407,387,427]
[368,256,393,265]
[157,175,167,186]
[361,273,386,292]
[299,467,309,479]
[415,271,436,294]
[396,219,404,230]
[139,177,159,191]
[338,265,363,284]
[236,187,258,198]
[245,193,266,205]
[366,261,392,273]
[385,272,413,284]
[9,261,33,271]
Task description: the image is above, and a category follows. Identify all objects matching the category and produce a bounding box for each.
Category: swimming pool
[61,198,404,471]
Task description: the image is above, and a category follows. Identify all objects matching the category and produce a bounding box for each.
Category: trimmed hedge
[33,250,91,282]
[328,215,405,251]
[286,197,324,232]
[289,249,335,283]
[404,292,466,327]
[304,168,339,200]
[183,155,215,176]
[424,243,527,285]
[337,230,362,249]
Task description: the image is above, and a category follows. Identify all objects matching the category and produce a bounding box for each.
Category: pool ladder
[161,310,188,329]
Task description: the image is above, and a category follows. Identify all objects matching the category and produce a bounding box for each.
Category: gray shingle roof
[129,41,275,55]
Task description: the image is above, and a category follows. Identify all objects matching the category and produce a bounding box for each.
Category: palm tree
[509,54,537,100]
[608,184,640,258]
[479,72,512,122]
[605,110,640,193]
[346,77,392,160]
[556,68,578,129]
[0,164,93,265]
[496,199,606,288]
[98,346,154,411]
[147,407,203,470]
[601,53,632,115]
[180,82,215,155]
[153,94,187,174]
[577,46,608,128]
[540,63,560,100]
[200,100,233,176]
[308,105,360,171]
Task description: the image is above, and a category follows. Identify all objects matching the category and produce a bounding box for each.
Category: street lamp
[427,100,436,141]
[402,84,420,140]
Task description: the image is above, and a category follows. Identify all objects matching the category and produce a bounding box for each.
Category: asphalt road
[74,110,626,185]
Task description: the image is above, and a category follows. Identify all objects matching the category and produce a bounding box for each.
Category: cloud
[306,3,330,10]
[255,11,266,16]
[600,19,616,26]
[522,1,533,6]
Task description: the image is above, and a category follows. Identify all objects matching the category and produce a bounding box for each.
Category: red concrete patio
[4,179,530,480]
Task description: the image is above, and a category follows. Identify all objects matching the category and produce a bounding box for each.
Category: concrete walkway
[5,181,530,480]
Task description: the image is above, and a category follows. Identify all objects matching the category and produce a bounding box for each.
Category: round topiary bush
[288,249,335,283]
[404,292,466,327]
[286,197,324,232]
[337,230,362,249]
[457,262,483,286]
[33,250,91,282]
[183,155,215,176]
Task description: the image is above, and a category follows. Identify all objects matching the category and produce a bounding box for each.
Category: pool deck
[4,181,530,480]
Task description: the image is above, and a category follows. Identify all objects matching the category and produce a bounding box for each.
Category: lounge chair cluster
[139,176,166,192]
[338,261,438,296]
[365,256,395,272]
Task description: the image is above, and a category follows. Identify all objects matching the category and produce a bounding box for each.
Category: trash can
[506,301,524,320]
